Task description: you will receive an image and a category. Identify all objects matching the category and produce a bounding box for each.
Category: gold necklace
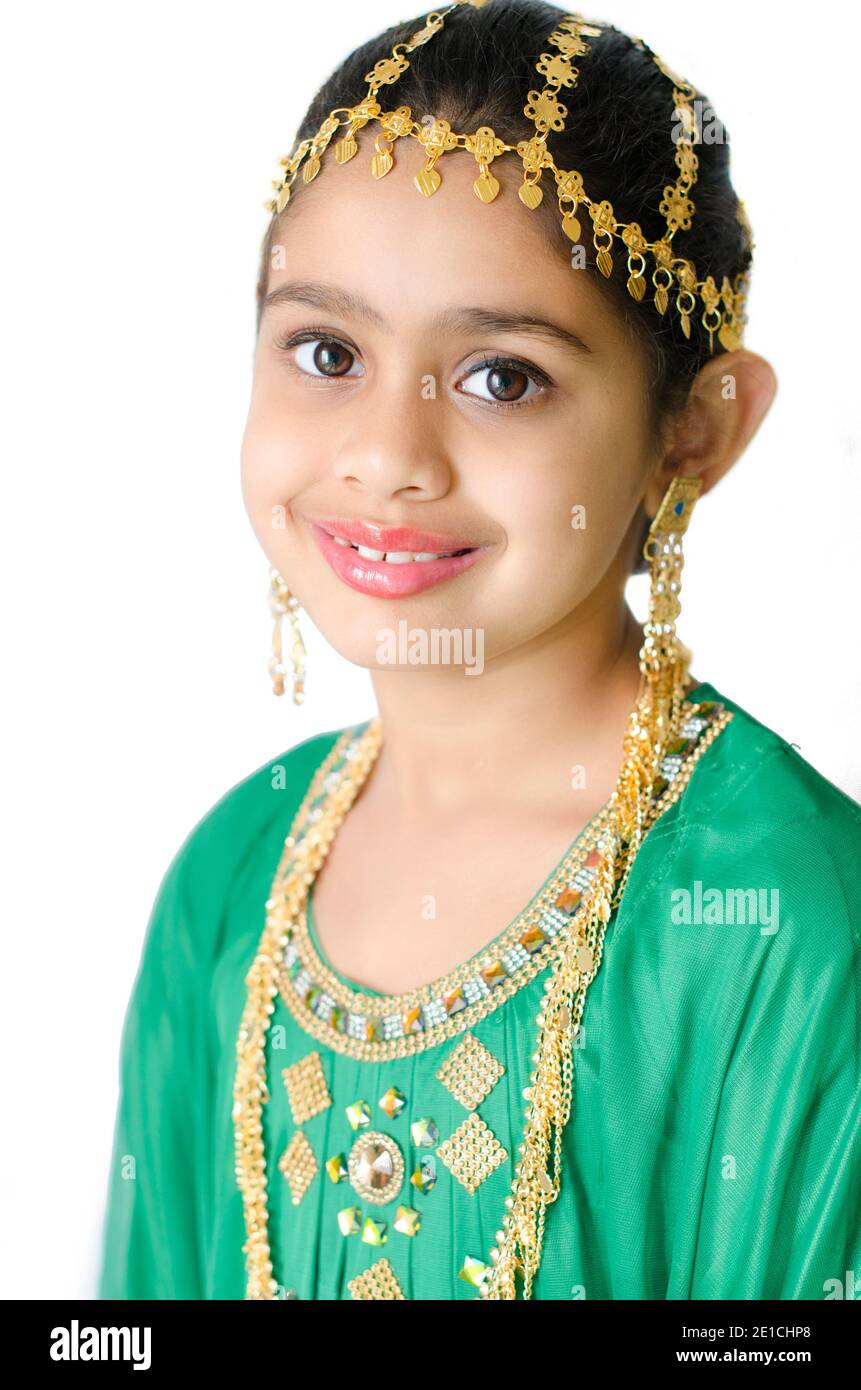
[234,473,733,1299]
[233,674,733,1299]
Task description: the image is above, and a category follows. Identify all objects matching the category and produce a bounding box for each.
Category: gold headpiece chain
[264,3,752,354]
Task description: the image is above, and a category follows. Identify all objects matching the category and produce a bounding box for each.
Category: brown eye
[294,338,357,377]
[459,358,544,407]
[486,365,529,401]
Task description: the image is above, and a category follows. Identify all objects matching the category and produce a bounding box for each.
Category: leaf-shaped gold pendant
[473,172,500,203]
[335,137,358,165]
[275,185,291,213]
[596,247,613,277]
[626,274,646,301]
[654,286,669,315]
[680,311,691,339]
[302,156,321,184]
[561,213,581,242]
[371,151,394,179]
[414,165,441,197]
[518,181,543,209]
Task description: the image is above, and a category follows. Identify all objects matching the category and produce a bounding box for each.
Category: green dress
[96,680,861,1300]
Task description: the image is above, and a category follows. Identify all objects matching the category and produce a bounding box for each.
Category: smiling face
[240,135,663,670]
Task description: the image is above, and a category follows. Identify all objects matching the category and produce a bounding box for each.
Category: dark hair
[255,0,752,573]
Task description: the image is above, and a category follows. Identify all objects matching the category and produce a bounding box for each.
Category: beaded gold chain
[233,688,733,1299]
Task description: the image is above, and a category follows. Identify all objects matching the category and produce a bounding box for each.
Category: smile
[306,518,487,599]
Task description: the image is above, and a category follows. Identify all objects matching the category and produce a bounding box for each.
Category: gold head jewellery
[233,473,735,1299]
[268,567,307,703]
[263,3,752,355]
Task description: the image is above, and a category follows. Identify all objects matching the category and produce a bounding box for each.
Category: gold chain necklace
[232,672,732,1299]
[234,476,732,1298]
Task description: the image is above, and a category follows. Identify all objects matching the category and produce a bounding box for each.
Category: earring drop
[640,476,701,681]
[268,567,306,703]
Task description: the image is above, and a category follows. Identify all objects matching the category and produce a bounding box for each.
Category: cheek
[239,383,314,536]
[490,439,641,591]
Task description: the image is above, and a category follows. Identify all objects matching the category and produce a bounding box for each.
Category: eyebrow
[261,280,593,357]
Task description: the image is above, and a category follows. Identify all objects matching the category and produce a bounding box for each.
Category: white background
[2,0,858,1299]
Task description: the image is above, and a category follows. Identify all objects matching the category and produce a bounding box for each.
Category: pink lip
[307,518,486,598]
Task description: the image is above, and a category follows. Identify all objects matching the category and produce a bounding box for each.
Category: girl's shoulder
[629,679,861,959]
[684,678,861,832]
[166,722,360,891]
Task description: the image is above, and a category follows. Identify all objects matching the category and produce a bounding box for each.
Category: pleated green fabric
[97,681,861,1300]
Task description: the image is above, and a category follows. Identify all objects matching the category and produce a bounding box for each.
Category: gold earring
[639,474,701,707]
[268,567,306,703]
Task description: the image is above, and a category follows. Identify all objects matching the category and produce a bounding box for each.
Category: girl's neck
[367,600,647,820]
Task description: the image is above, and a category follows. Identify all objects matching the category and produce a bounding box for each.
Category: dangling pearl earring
[268,567,306,703]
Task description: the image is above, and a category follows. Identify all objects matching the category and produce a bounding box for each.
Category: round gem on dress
[347,1130,405,1205]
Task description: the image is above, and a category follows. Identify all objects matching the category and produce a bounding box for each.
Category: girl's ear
[643,349,778,517]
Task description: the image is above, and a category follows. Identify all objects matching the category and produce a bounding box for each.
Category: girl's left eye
[457,358,548,409]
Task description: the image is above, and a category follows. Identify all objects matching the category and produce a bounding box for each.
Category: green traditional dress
[97,680,861,1300]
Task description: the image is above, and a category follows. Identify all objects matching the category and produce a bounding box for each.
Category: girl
[97,1,861,1300]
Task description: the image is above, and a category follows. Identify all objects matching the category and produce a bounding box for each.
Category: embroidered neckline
[273,695,734,1060]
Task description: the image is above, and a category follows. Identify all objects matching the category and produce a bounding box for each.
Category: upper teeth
[332,536,463,562]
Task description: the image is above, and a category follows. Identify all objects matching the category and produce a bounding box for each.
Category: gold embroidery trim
[234,700,734,1298]
[274,703,733,1061]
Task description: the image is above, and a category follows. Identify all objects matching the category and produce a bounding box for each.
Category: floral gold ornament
[233,480,734,1299]
[437,1113,508,1194]
[268,567,306,703]
[277,1130,318,1206]
[435,1031,505,1111]
[281,1050,332,1124]
[347,1131,405,1205]
[348,1257,406,1300]
[264,6,751,354]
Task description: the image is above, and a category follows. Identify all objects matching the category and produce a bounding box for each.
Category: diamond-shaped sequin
[348,1256,405,1300]
[346,1099,372,1129]
[278,1130,318,1205]
[458,1255,491,1287]
[410,1154,437,1194]
[437,1113,507,1194]
[325,1152,348,1184]
[378,1085,406,1118]
[361,1215,388,1246]
[410,1116,438,1147]
[394,1204,421,1236]
[435,1031,505,1110]
[337,1205,362,1236]
[281,1051,332,1124]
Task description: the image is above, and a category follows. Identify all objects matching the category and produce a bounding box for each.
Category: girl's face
[241,138,660,670]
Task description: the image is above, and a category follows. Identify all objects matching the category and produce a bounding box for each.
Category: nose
[331,377,454,502]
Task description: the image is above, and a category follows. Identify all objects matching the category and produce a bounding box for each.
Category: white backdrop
[2,0,858,1299]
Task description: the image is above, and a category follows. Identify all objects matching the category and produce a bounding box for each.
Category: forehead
[264,131,621,345]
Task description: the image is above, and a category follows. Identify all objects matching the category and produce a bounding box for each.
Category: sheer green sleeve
[97,837,212,1299]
